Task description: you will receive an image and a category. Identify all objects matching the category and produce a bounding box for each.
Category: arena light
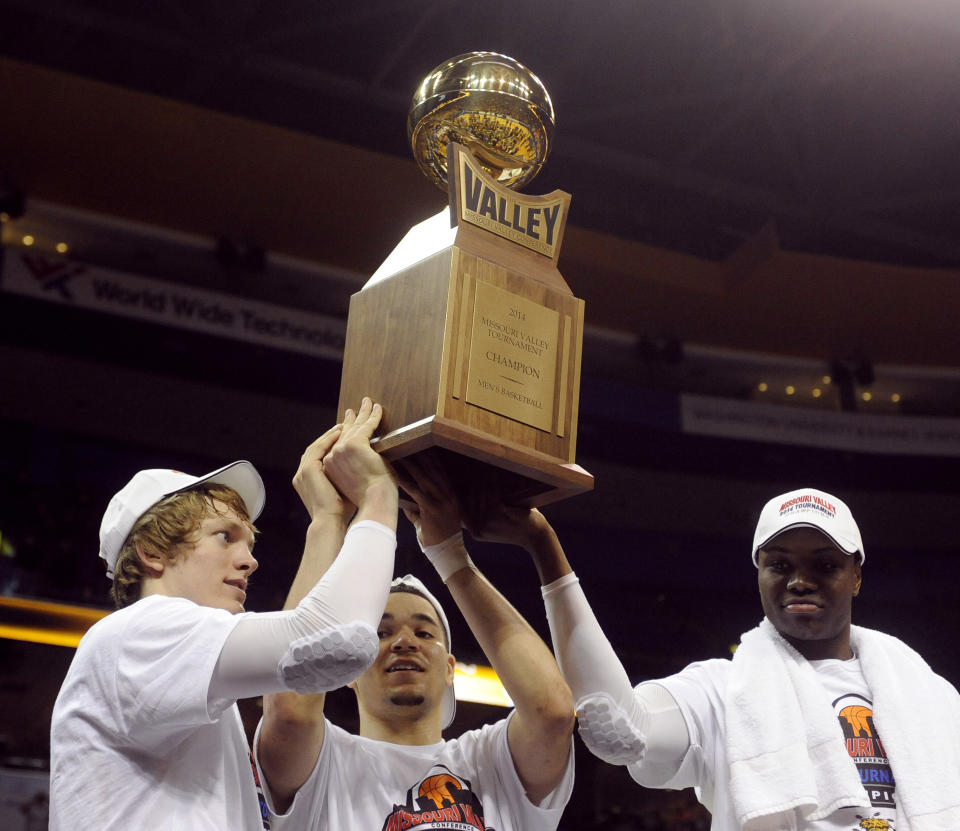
[0,596,107,648]
[0,527,14,558]
[453,663,512,708]
[0,597,512,707]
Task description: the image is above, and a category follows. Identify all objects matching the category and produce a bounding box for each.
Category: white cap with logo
[752,487,864,566]
[98,461,265,579]
[390,574,456,730]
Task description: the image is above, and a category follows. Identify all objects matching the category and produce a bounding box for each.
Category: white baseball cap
[390,574,456,730]
[752,487,864,566]
[98,461,265,579]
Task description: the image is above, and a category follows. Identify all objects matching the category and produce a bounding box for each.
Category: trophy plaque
[338,52,593,510]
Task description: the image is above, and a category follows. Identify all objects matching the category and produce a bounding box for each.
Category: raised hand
[292,423,353,522]
[464,501,546,550]
[321,398,396,512]
[394,453,462,547]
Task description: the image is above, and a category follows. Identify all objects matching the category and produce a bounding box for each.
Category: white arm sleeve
[541,572,689,771]
[208,520,395,702]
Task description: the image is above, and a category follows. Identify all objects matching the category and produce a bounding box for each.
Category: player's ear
[445,653,456,686]
[136,542,166,576]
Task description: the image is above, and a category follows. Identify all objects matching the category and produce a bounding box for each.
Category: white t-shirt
[634,657,897,831]
[255,715,574,831]
[49,595,263,831]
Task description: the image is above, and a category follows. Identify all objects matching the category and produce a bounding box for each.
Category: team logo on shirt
[835,694,896,810]
[854,812,893,830]
[381,765,493,831]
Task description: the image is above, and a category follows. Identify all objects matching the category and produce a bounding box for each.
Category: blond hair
[110,484,256,608]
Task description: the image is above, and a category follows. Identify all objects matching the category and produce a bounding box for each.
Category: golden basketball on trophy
[407,51,555,191]
[338,51,593,518]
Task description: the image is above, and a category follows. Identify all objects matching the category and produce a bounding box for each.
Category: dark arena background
[1,2,959,828]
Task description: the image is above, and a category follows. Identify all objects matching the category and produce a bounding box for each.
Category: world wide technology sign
[1,250,346,360]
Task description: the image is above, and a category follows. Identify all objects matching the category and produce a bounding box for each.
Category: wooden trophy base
[338,231,592,508]
[338,143,593,511]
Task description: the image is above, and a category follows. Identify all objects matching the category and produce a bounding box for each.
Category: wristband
[541,570,579,599]
[423,531,474,583]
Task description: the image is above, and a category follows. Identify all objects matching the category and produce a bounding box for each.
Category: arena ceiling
[2,0,959,268]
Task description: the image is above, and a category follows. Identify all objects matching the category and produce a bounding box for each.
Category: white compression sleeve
[208,520,395,702]
[541,572,636,704]
[541,573,689,769]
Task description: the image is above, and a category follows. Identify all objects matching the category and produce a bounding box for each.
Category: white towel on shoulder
[852,625,960,831]
[725,619,960,831]
[725,619,866,830]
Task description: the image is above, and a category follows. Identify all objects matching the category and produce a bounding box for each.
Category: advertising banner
[681,393,960,458]
[1,250,346,360]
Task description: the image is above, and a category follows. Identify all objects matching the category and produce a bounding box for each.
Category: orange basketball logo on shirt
[841,705,872,736]
[418,773,464,810]
[839,703,889,761]
[382,766,489,830]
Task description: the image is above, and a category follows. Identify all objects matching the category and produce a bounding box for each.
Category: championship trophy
[338,52,593,515]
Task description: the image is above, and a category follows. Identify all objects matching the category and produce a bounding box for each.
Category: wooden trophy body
[338,143,593,507]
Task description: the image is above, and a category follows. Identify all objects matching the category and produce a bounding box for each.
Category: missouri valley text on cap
[752,487,864,566]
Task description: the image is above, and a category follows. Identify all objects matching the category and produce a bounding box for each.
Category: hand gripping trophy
[338,52,593,524]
